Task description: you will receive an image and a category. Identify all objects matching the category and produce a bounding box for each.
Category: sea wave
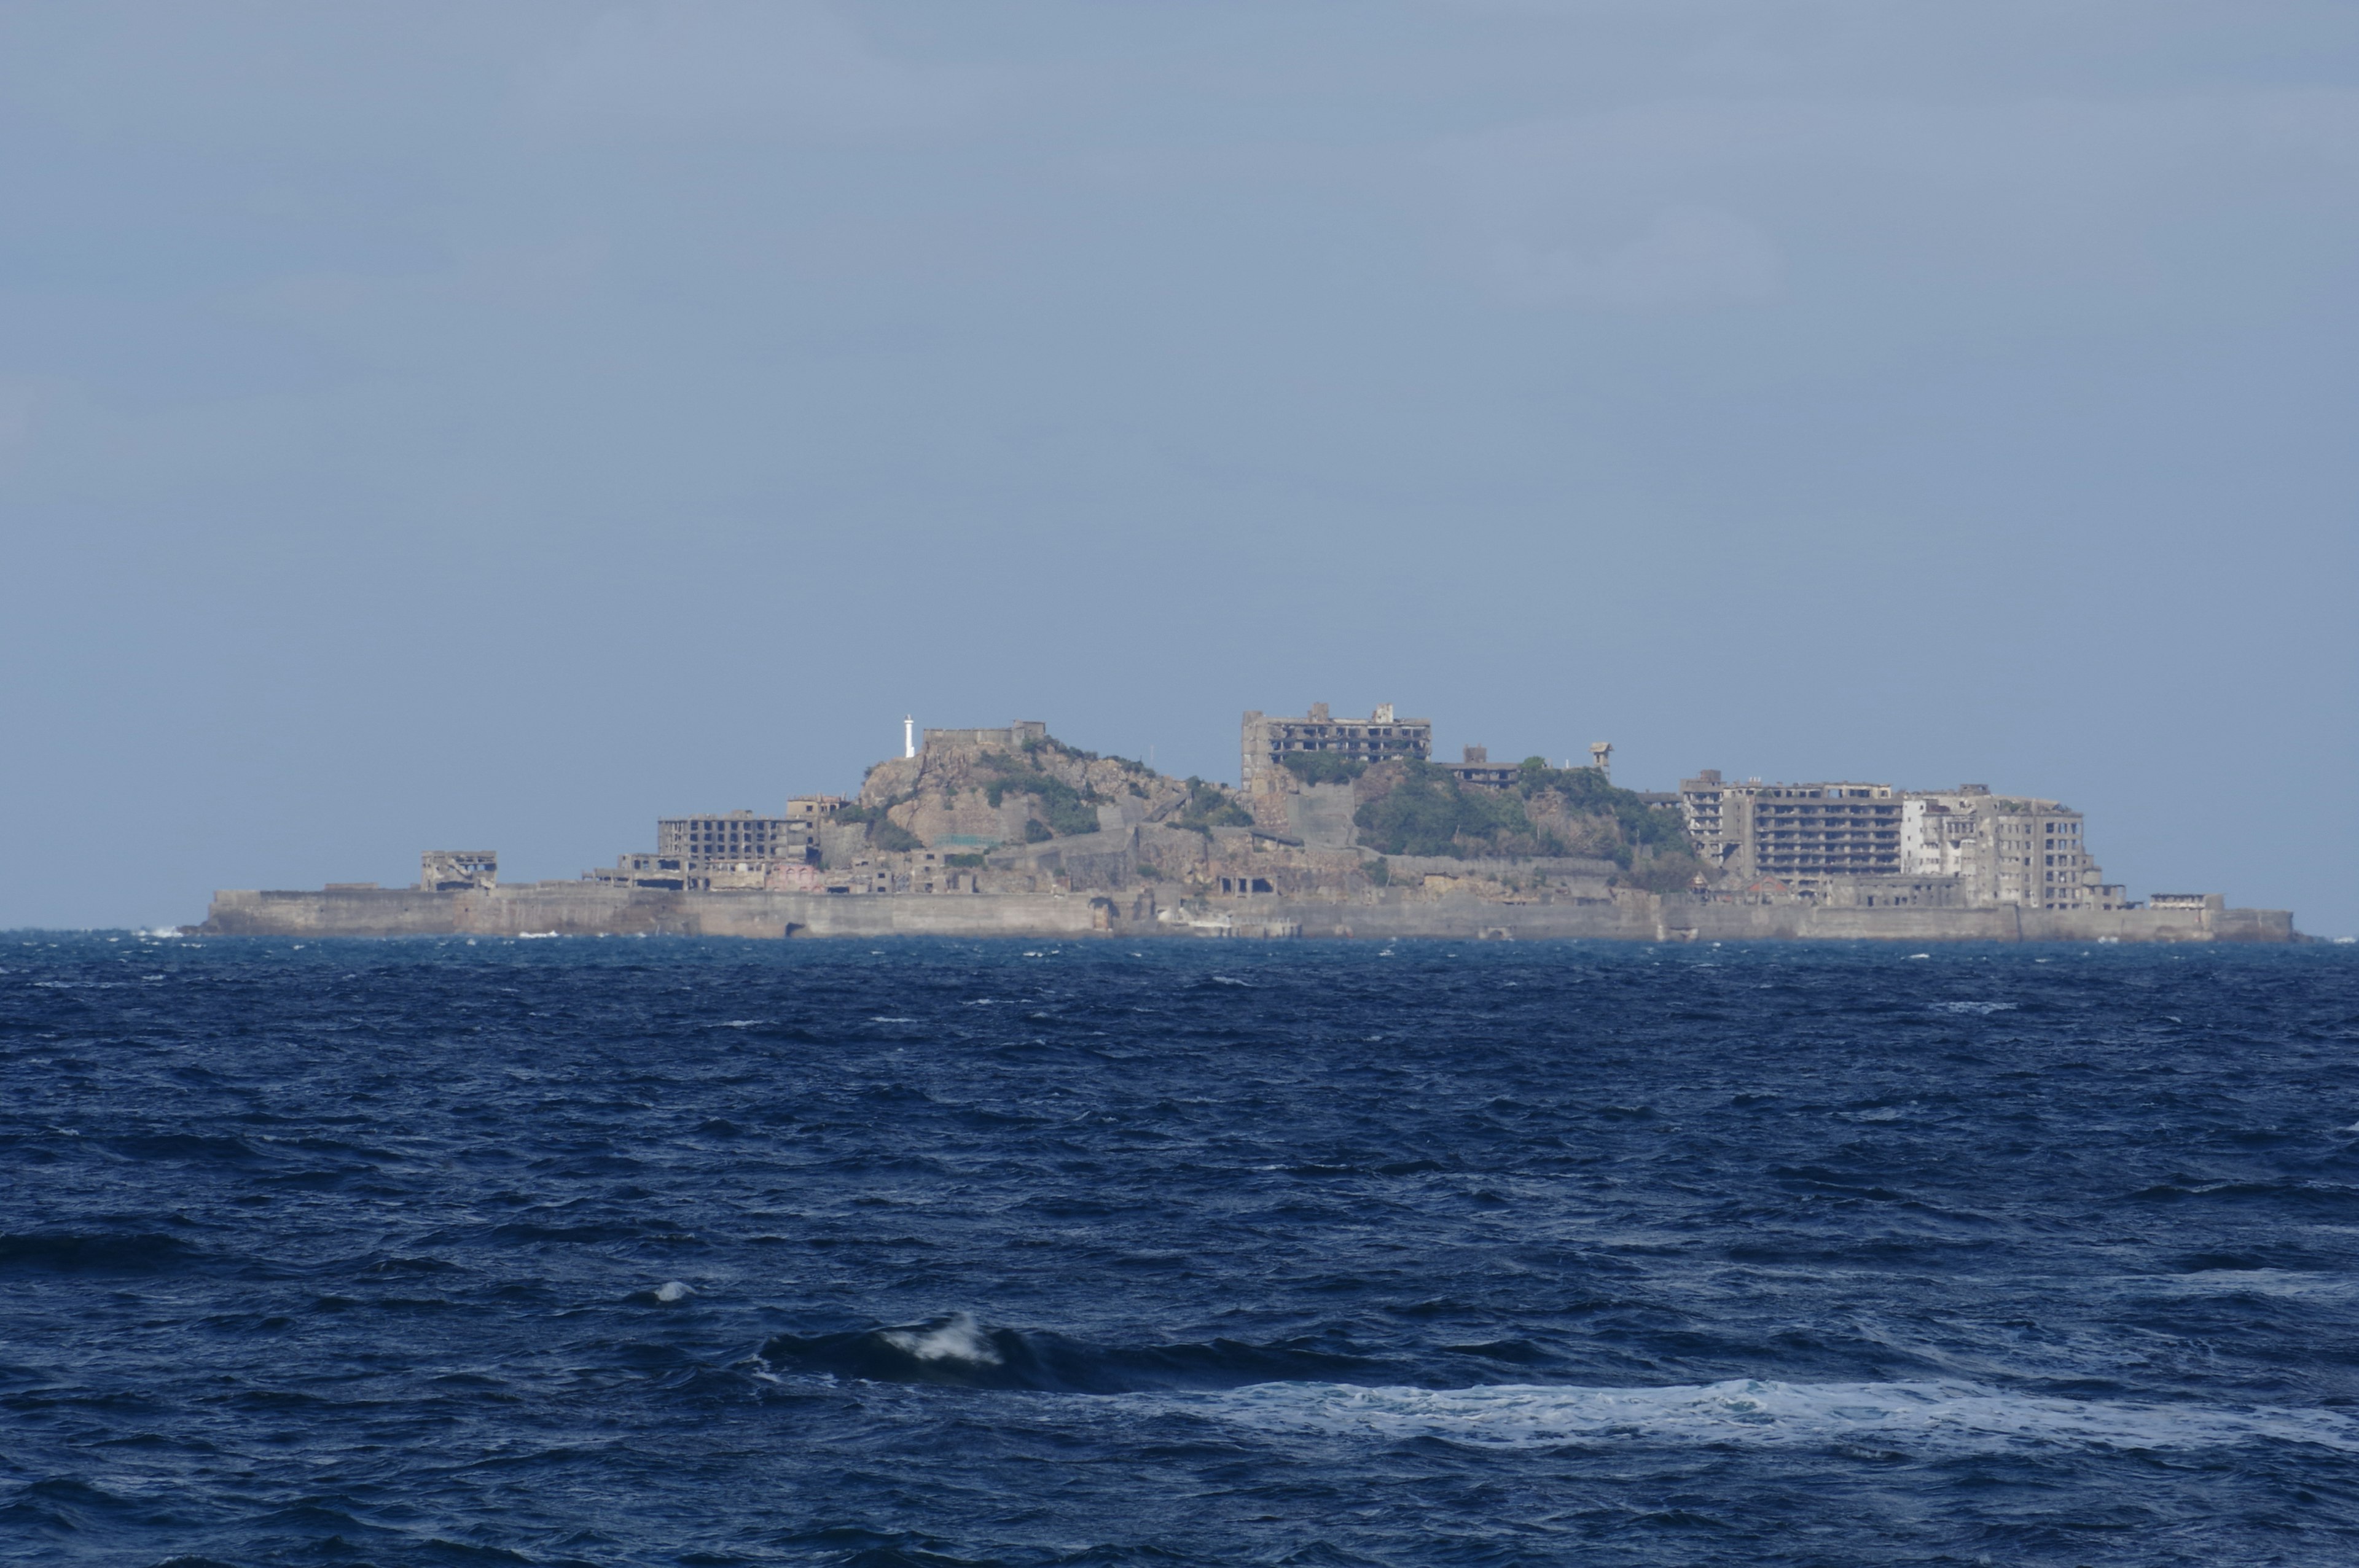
[757,1313,1393,1393]
[1162,1376,2359,1454]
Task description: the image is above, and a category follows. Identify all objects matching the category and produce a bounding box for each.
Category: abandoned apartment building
[1678,770,2131,911]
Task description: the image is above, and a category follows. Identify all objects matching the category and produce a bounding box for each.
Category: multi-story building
[1683,771,2129,910]
[1240,702,1431,784]
[1901,788,2126,911]
[589,803,837,891]
[1678,771,1903,894]
[656,810,810,863]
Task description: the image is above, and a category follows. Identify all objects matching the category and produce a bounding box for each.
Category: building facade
[1678,771,1903,894]
[1445,745,1522,789]
[1901,789,2126,911]
[420,850,496,892]
[589,800,848,891]
[1683,770,2129,910]
[1241,702,1431,784]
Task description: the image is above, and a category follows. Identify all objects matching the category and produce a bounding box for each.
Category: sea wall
[197,884,2294,943]
[200,885,1111,940]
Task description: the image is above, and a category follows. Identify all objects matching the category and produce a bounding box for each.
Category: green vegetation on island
[1350,757,1705,891]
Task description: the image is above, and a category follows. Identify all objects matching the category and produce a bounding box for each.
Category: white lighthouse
[904,715,915,759]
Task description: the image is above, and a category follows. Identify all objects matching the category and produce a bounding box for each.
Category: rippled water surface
[6,934,2358,1566]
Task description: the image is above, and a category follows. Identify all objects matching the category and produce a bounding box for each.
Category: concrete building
[657,810,808,864]
[1241,702,1430,784]
[1901,788,2127,911]
[1679,772,1903,894]
[589,805,829,892]
[1444,745,1522,789]
[924,722,1049,753]
[786,795,850,830]
[420,850,496,892]
[1684,771,2130,911]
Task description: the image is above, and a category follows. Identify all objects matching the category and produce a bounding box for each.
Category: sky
[2,1,2354,933]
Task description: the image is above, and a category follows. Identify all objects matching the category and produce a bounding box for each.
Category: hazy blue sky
[4,2,2355,933]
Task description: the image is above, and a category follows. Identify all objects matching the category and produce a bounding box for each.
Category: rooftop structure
[1241,702,1430,784]
[1446,745,1521,789]
[924,721,1049,753]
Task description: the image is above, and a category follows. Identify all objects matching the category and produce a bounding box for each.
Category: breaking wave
[757,1313,1393,1392]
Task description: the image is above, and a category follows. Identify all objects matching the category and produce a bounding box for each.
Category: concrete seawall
[1262,897,2291,943]
[197,884,2294,943]
[200,885,1113,940]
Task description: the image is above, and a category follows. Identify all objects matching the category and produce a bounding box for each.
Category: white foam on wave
[1928,1000,2017,1015]
[1158,1378,2359,1454]
[2137,1268,2357,1300]
[880,1313,1003,1367]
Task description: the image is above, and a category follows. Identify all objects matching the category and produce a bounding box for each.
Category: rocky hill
[851,729,1250,851]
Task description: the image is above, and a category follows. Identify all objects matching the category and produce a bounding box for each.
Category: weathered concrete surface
[1253,893,2293,943]
[198,883,2295,943]
[200,884,1109,940]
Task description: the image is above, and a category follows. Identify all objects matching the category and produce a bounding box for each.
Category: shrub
[1172,778,1253,834]
[944,852,985,868]
[1024,819,1053,843]
[870,820,923,853]
[979,749,1104,835]
[1278,752,1366,786]
[1354,763,1550,857]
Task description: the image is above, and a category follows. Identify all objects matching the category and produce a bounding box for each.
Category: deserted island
[198,705,2294,942]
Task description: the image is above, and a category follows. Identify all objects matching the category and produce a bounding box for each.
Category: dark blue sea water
[6,935,2359,1566]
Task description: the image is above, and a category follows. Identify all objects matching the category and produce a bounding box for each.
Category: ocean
[4,934,2357,1566]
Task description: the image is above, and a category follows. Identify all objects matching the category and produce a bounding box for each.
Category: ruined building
[587,800,842,892]
[1240,703,1431,784]
[1678,773,1902,894]
[1901,788,2127,911]
[1680,771,2129,911]
[420,850,496,892]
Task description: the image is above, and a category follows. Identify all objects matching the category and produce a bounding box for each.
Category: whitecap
[654,1280,694,1303]
[1929,1001,2016,1015]
[880,1312,1003,1367]
[1160,1378,2359,1454]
